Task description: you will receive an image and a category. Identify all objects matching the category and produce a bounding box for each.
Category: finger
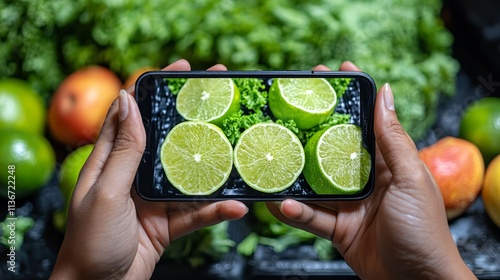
[167,200,248,241]
[374,83,422,181]
[89,90,146,199]
[207,64,228,71]
[266,199,337,240]
[72,96,120,205]
[126,59,192,95]
[313,64,331,71]
[162,59,191,71]
[339,61,361,71]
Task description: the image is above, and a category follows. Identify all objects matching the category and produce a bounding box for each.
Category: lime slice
[303,124,371,194]
[175,78,240,127]
[160,121,233,195]
[268,78,337,130]
[234,123,305,193]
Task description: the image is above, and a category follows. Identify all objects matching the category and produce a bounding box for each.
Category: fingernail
[383,83,395,111]
[119,89,129,122]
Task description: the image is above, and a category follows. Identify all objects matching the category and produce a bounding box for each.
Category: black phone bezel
[135,70,376,202]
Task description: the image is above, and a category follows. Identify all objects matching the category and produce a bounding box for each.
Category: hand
[267,62,476,279]
[50,59,248,280]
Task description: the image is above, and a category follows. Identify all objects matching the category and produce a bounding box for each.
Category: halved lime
[175,78,240,127]
[303,124,371,194]
[160,121,233,195]
[234,123,305,193]
[268,78,337,130]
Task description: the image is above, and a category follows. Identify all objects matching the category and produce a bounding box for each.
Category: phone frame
[135,70,376,201]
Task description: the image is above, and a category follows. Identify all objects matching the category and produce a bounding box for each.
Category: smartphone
[135,71,376,201]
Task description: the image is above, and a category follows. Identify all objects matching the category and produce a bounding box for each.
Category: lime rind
[304,124,371,194]
[175,78,240,127]
[160,121,233,195]
[268,78,337,130]
[234,123,305,193]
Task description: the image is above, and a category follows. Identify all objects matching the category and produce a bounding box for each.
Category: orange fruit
[0,129,56,199]
[419,136,485,220]
[459,97,500,165]
[0,78,46,134]
[482,154,500,228]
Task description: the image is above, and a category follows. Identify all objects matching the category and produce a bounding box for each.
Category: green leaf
[0,216,35,250]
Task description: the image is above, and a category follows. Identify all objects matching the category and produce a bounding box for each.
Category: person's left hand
[50,59,249,280]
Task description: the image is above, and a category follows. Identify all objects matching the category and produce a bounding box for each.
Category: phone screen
[135,71,376,201]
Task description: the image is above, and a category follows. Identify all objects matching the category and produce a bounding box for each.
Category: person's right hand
[267,62,476,279]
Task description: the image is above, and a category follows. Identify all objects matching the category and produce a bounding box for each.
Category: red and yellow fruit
[48,66,121,147]
[419,137,484,220]
[482,154,500,228]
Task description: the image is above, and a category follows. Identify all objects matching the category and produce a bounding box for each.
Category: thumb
[91,90,146,199]
[374,83,421,176]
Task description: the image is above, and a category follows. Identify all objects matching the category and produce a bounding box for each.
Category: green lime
[0,129,55,199]
[59,144,94,205]
[234,123,305,193]
[160,121,233,195]
[459,97,500,164]
[268,78,337,130]
[303,124,371,194]
[55,144,94,232]
[175,78,240,127]
[253,202,280,224]
[0,78,46,134]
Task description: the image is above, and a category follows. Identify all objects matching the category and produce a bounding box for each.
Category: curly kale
[222,110,271,145]
[328,78,352,101]
[166,78,188,95]
[233,78,268,112]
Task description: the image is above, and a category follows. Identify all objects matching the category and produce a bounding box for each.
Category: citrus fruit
[160,121,233,195]
[459,97,500,164]
[0,129,56,199]
[268,78,337,130]
[303,124,371,194]
[0,78,46,134]
[59,144,94,205]
[234,123,305,193]
[419,137,484,220]
[253,202,280,224]
[54,144,94,232]
[175,78,240,127]
[482,154,500,228]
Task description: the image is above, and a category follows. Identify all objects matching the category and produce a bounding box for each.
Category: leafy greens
[1,0,458,141]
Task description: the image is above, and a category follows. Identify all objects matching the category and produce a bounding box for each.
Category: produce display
[1,0,458,142]
[0,0,499,279]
